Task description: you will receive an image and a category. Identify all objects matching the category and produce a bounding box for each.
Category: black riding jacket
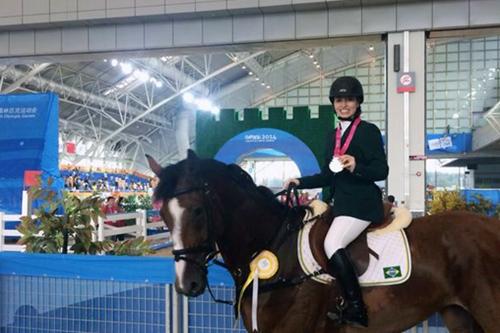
[298,119,388,224]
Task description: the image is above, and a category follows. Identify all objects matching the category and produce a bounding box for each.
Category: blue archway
[214,128,320,177]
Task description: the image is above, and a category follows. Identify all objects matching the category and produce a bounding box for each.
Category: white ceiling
[0,37,383,174]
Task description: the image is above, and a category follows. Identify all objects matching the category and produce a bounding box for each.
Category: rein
[246,185,325,294]
[166,181,234,305]
[167,174,322,308]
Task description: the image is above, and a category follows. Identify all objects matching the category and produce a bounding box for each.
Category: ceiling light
[452,113,459,119]
[134,70,150,82]
[242,65,246,69]
[155,81,163,88]
[249,71,253,75]
[255,77,260,81]
[316,65,320,68]
[309,54,314,58]
[120,62,133,74]
[183,92,195,103]
[196,98,213,111]
[368,44,374,51]
[111,59,118,67]
[261,82,265,86]
[266,85,271,89]
[210,106,220,115]
[313,61,318,64]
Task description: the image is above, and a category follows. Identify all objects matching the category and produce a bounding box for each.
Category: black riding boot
[326,248,368,327]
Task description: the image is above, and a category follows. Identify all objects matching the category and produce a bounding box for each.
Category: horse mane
[153,162,183,201]
[153,158,287,214]
[210,160,287,213]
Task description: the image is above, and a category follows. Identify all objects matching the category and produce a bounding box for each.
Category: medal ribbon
[333,116,361,157]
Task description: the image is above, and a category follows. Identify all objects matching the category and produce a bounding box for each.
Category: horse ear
[145,154,162,177]
[187,149,199,161]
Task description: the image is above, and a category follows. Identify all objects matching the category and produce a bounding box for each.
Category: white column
[21,190,31,216]
[387,31,426,214]
[175,109,192,159]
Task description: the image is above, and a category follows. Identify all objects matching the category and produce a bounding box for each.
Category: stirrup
[326,297,368,328]
[326,297,346,324]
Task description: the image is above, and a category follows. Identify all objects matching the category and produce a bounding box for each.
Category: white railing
[1,209,170,252]
[95,211,145,241]
[0,213,26,252]
[95,209,170,243]
[143,211,170,241]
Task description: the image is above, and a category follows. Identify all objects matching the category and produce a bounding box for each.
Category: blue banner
[0,93,61,214]
[426,133,472,155]
[462,189,500,206]
[0,252,235,285]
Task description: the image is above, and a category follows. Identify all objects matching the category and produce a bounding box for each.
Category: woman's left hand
[339,154,356,173]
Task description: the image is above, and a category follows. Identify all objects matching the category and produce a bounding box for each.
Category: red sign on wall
[66,142,76,154]
[24,170,42,187]
[397,72,416,93]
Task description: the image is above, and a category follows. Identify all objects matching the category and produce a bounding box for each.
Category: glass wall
[427,35,500,133]
[259,43,387,134]
[426,33,500,190]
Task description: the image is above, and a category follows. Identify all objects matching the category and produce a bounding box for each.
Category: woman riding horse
[285,76,388,327]
[147,152,500,333]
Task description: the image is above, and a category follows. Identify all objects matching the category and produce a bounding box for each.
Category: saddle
[309,202,399,277]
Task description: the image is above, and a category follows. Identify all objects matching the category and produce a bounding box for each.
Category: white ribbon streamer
[251,269,259,332]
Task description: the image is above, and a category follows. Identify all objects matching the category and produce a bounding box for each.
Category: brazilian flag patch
[383,266,402,279]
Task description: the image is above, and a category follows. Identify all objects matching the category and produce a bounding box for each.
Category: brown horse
[147,151,500,333]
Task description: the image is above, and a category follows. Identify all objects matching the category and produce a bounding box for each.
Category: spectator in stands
[102,196,119,216]
[117,196,125,211]
[101,196,125,227]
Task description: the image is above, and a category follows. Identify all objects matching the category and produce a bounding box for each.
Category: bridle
[167,182,220,269]
[165,180,234,304]
[164,171,321,306]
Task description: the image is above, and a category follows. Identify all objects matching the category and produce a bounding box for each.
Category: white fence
[95,210,146,241]
[95,209,171,243]
[0,213,25,252]
[0,209,170,252]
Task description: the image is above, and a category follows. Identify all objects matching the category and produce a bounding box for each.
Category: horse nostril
[190,281,199,292]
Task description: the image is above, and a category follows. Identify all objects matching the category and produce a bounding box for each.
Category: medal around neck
[329,157,344,173]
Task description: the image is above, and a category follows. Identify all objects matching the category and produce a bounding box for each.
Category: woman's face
[333,96,359,119]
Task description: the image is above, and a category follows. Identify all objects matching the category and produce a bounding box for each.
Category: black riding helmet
[329,76,364,104]
[329,76,364,120]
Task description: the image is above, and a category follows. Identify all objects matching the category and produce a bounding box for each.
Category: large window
[427,36,500,133]
[259,43,387,134]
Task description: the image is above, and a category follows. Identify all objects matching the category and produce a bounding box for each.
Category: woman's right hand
[283,178,300,190]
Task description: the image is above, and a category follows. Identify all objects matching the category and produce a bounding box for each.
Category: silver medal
[329,157,344,173]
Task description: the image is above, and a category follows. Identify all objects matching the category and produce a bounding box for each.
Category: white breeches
[324,215,371,258]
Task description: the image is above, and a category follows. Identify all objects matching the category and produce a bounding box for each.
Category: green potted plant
[427,190,467,215]
[18,177,152,256]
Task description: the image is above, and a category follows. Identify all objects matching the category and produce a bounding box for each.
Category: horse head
[147,150,220,296]
[147,150,287,298]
